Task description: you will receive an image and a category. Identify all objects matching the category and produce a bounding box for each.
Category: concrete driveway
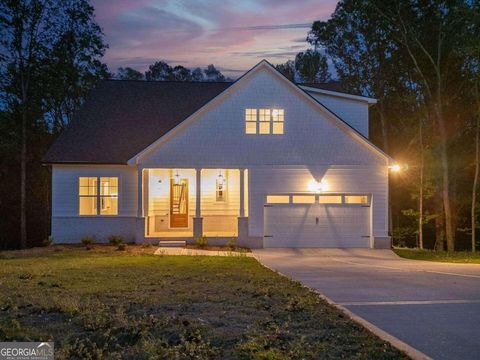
[253,248,480,360]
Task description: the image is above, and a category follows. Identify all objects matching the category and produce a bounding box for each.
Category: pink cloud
[91,0,337,77]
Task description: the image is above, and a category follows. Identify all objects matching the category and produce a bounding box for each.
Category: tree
[275,60,295,81]
[171,65,192,81]
[145,61,172,81]
[204,64,225,82]
[191,67,204,81]
[294,49,330,83]
[117,67,144,80]
[0,0,107,248]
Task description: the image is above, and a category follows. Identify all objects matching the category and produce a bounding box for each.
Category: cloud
[91,0,337,78]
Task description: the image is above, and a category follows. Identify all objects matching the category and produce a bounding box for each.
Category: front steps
[158,240,187,248]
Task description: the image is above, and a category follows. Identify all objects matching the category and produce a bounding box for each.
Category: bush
[117,243,127,251]
[108,235,124,246]
[195,236,208,248]
[81,236,95,249]
[226,238,236,250]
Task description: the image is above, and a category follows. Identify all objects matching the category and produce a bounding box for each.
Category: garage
[263,194,371,248]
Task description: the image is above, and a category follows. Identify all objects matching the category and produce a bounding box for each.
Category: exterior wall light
[173,170,181,184]
[308,179,328,193]
[389,164,401,172]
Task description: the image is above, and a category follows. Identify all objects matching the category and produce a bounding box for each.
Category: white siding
[51,165,138,243]
[248,166,388,240]
[139,70,385,167]
[307,92,370,138]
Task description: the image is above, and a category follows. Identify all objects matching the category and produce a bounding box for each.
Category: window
[319,195,343,204]
[100,177,118,215]
[344,195,369,204]
[245,108,284,135]
[79,177,118,215]
[79,177,97,215]
[216,174,227,202]
[292,195,315,204]
[266,195,290,204]
[245,109,257,134]
[272,109,284,134]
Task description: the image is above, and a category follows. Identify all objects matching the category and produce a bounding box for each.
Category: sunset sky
[91,0,338,78]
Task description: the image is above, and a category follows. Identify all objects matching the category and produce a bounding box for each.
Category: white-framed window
[344,195,369,204]
[266,195,290,204]
[79,176,118,215]
[245,108,284,135]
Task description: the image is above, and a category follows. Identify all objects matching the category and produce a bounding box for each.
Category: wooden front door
[170,178,188,228]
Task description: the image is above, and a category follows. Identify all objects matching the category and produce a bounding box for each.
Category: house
[43,60,392,248]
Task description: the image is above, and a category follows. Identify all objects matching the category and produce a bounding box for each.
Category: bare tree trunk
[472,115,479,253]
[418,119,424,249]
[435,105,454,251]
[20,91,28,249]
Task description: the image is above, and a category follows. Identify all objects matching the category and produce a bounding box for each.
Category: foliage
[0,0,108,250]
[226,238,237,251]
[41,236,53,247]
[81,235,95,249]
[0,249,407,358]
[108,235,124,247]
[295,49,330,83]
[195,236,208,248]
[394,248,480,264]
[142,61,229,82]
[117,67,144,80]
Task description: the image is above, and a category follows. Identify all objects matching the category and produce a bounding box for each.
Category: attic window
[245,108,284,135]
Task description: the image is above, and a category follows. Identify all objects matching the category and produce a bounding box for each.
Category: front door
[170,178,188,228]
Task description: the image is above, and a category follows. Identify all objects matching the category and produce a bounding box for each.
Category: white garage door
[264,194,371,248]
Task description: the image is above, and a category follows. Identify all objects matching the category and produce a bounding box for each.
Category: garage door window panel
[344,195,369,205]
[292,195,315,204]
[319,195,342,204]
[266,195,290,204]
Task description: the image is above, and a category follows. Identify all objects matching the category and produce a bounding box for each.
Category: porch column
[237,168,249,247]
[193,168,203,239]
[239,168,245,217]
[137,168,143,217]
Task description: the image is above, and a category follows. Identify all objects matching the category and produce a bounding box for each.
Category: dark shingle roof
[43,80,232,164]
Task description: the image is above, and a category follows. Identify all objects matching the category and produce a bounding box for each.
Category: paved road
[253,248,480,360]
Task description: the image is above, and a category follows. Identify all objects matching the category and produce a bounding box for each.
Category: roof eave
[299,85,377,105]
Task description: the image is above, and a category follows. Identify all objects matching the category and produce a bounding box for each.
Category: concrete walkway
[253,248,480,360]
[154,247,253,257]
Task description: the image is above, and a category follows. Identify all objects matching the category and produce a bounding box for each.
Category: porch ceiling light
[173,170,181,184]
[217,170,225,185]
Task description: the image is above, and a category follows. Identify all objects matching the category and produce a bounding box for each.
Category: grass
[0,246,407,359]
[394,248,480,264]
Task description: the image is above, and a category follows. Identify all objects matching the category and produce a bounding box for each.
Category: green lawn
[0,246,407,359]
[394,248,480,264]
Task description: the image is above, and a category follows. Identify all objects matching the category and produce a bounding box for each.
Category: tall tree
[171,65,192,81]
[294,49,330,83]
[145,61,172,81]
[117,67,143,80]
[191,67,204,81]
[204,64,225,82]
[0,0,107,248]
[275,60,295,81]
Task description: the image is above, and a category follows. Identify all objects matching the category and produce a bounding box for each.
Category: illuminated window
[266,195,290,204]
[216,173,227,202]
[272,109,284,134]
[245,108,284,135]
[319,195,342,204]
[245,109,257,134]
[79,177,97,215]
[344,195,369,204]
[292,195,315,204]
[100,177,118,215]
[259,109,271,134]
[79,177,118,215]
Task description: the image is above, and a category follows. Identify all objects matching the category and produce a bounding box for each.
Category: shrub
[108,235,124,246]
[117,243,127,251]
[195,236,208,248]
[81,236,95,249]
[226,238,236,250]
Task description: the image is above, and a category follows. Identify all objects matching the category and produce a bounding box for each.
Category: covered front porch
[139,168,248,239]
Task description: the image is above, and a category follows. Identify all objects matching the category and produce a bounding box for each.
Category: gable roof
[43,81,232,164]
[44,60,389,165]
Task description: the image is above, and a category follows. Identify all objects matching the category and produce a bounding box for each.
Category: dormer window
[245,108,284,135]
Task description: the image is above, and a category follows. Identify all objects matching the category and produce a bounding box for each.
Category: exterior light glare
[389,164,401,172]
[308,179,328,193]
